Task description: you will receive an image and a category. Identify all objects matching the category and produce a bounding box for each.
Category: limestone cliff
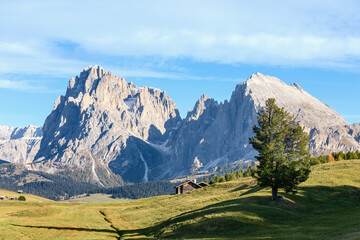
[165,73,360,177]
[0,125,42,164]
[33,65,181,185]
[2,68,359,184]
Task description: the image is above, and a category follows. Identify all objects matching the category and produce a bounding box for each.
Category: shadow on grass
[12,224,116,234]
[12,185,360,239]
[120,185,360,239]
[239,185,264,196]
[229,180,263,196]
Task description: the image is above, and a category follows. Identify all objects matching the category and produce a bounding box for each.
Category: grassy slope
[1,160,360,239]
[62,194,131,203]
[0,193,117,239]
[0,189,51,203]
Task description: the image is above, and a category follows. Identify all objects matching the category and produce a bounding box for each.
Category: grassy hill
[1,160,360,239]
[62,194,131,203]
[0,189,52,203]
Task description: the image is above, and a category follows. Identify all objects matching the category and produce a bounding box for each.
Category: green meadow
[1,160,360,239]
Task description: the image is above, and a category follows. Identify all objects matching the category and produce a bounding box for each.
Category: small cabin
[9,197,17,200]
[0,196,7,200]
[175,180,208,194]
[17,190,24,194]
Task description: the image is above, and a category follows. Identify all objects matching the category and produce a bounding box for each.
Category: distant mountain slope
[165,73,360,178]
[1,67,359,185]
[0,125,42,164]
[33,65,181,185]
[0,188,51,202]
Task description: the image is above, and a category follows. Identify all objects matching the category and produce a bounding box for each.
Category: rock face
[3,67,359,184]
[164,73,360,177]
[33,66,181,185]
[0,125,42,164]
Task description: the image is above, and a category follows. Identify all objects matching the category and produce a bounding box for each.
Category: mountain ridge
[0,125,42,164]
[0,66,359,185]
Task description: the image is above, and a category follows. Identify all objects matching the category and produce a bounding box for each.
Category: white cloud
[0,0,360,76]
[0,79,50,92]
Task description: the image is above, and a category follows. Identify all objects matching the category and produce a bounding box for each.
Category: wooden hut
[175,180,209,194]
[175,181,201,194]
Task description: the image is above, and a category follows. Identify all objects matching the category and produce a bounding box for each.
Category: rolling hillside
[1,160,360,239]
[0,189,51,203]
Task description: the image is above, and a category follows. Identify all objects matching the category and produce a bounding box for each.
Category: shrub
[218,176,226,182]
[18,196,26,201]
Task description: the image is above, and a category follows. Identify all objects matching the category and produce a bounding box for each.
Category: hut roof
[198,182,209,187]
[174,180,202,188]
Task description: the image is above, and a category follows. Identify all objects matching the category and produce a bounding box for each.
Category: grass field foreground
[1,160,360,239]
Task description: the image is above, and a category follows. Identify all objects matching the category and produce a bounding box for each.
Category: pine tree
[250,98,311,200]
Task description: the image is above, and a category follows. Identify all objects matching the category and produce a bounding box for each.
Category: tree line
[206,149,360,186]
[310,150,360,165]
[205,167,256,184]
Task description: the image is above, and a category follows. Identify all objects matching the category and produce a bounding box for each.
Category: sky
[1,0,360,127]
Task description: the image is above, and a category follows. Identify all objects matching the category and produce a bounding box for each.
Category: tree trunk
[271,186,278,201]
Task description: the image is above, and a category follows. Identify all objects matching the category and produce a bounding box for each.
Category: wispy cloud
[0,0,360,77]
[0,79,60,93]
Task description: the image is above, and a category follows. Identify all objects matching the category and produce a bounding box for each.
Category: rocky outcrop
[33,65,181,184]
[347,123,360,143]
[2,67,359,184]
[0,125,42,164]
[241,73,360,156]
[164,73,360,177]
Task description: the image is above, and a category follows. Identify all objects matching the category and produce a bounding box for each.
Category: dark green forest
[0,163,177,200]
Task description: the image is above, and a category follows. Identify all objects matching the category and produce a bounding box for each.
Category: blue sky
[1,0,360,126]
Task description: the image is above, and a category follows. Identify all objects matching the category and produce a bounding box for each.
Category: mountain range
[1,66,359,185]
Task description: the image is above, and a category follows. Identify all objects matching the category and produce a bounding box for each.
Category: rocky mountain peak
[2,68,358,184]
[239,73,347,129]
[248,72,286,85]
[200,94,211,101]
[34,66,181,184]
[291,82,305,92]
[186,94,218,122]
[167,72,360,178]
[66,65,112,97]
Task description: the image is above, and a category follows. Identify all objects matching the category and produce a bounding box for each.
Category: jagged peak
[234,73,347,126]
[247,72,285,85]
[233,73,286,98]
[234,73,310,98]
[82,65,106,76]
[251,72,265,78]
[200,94,211,102]
[80,65,106,85]
[186,94,217,122]
[196,94,216,106]
[291,82,305,92]
[66,65,121,98]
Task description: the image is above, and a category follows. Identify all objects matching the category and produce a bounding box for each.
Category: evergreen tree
[18,196,26,201]
[250,98,311,200]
